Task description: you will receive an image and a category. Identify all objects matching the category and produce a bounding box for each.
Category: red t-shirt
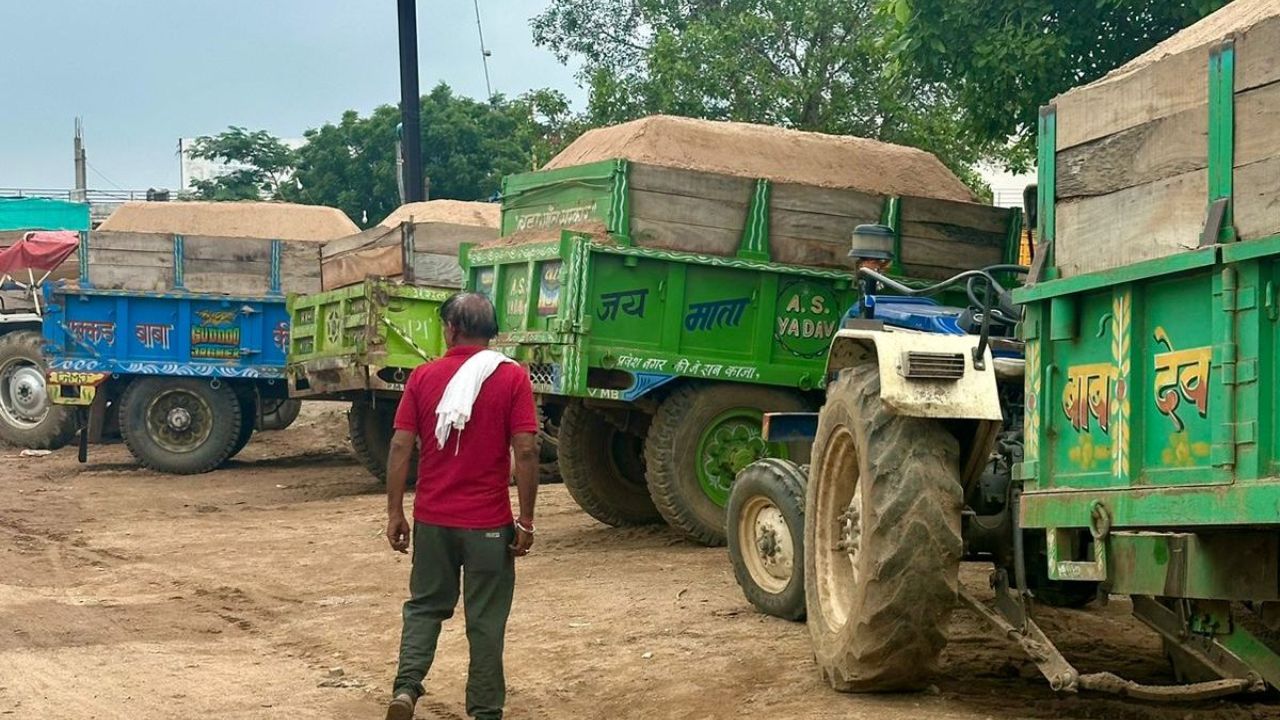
[393,345,538,528]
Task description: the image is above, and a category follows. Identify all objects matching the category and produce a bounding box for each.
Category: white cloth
[434,349,514,451]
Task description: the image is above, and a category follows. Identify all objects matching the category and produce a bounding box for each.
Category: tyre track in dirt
[4,404,1280,719]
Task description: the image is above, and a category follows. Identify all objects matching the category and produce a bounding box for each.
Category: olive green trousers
[392,522,515,720]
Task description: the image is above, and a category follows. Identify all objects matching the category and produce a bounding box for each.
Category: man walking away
[384,292,539,720]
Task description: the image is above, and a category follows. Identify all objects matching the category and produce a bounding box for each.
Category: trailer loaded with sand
[286,201,521,482]
[43,201,357,473]
[464,115,1022,545]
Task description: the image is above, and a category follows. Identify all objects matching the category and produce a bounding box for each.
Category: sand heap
[1069,0,1276,91]
[99,201,358,242]
[378,200,499,229]
[542,115,975,202]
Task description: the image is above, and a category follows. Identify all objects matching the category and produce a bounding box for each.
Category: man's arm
[386,429,416,553]
[508,369,540,556]
[387,379,421,553]
[510,432,538,556]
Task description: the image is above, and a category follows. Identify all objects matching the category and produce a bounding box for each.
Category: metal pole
[73,118,87,204]
[397,0,424,203]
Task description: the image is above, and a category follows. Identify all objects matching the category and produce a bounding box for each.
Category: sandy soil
[543,115,976,202]
[98,202,358,242]
[3,402,1279,720]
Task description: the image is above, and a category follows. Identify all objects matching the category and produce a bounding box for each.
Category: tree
[880,0,1231,170]
[287,84,582,226]
[532,0,997,194]
[186,127,296,200]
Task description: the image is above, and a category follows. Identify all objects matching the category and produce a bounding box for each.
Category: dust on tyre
[646,383,809,547]
[349,399,416,486]
[806,364,962,691]
[558,400,660,526]
[0,329,77,449]
[727,458,807,621]
[119,377,242,474]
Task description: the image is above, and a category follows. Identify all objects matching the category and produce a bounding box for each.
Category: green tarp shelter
[0,197,91,232]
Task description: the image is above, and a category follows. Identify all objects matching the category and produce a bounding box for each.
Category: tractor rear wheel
[558,401,660,526]
[119,377,242,474]
[645,383,809,546]
[0,329,77,450]
[727,458,807,621]
[806,364,962,692]
[349,399,416,486]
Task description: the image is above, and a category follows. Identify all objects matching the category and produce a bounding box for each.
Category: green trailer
[723,21,1280,701]
[287,279,449,480]
[465,157,1020,545]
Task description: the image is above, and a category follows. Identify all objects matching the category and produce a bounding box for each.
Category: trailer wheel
[227,387,256,460]
[646,383,809,546]
[558,401,661,526]
[119,377,242,474]
[806,364,962,692]
[349,399,416,486]
[258,398,301,431]
[0,330,77,450]
[727,458,807,621]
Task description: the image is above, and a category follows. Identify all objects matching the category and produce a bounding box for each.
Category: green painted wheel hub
[696,408,786,507]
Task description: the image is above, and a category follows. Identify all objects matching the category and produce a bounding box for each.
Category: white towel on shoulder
[434,349,515,451]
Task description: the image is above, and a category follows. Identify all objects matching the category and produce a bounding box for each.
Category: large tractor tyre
[227,387,257,460]
[0,330,78,450]
[558,401,661,527]
[348,399,416,486]
[645,383,810,547]
[727,458,808,621]
[805,364,963,692]
[119,377,243,475]
[257,398,302,432]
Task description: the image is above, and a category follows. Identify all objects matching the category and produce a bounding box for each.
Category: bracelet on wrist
[515,520,536,535]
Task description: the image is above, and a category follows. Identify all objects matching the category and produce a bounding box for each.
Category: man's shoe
[386,692,416,720]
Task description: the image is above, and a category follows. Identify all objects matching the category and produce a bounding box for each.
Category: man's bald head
[439,292,499,346]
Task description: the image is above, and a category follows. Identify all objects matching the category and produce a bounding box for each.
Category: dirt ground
[3,403,1280,720]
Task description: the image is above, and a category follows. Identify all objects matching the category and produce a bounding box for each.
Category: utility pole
[72,118,87,203]
[397,0,424,203]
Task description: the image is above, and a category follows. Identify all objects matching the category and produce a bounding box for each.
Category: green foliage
[187,127,296,201]
[197,84,581,227]
[533,0,997,194]
[882,0,1232,170]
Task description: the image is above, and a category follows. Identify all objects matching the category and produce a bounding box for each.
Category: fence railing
[0,188,173,203]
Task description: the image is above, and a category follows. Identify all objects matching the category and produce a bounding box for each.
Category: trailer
[43,230,314,473]
[727,4,1280,700]
[283,203,533,483]
[466,149,1021,546]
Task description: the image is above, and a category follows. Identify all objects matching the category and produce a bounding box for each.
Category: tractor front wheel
[806,364,962,691]
[727,458,808,621]
[119,377,242,474]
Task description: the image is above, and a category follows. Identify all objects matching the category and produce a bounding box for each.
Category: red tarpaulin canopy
[0,231,79,275]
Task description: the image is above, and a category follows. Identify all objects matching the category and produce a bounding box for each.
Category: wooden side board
[81,231,320,295]
[319,222,490,291]
[1054,14,1280,152]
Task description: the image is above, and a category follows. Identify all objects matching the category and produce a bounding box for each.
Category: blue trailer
[42,230,315,474]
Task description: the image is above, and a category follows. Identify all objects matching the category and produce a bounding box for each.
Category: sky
[0,1,584,190]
